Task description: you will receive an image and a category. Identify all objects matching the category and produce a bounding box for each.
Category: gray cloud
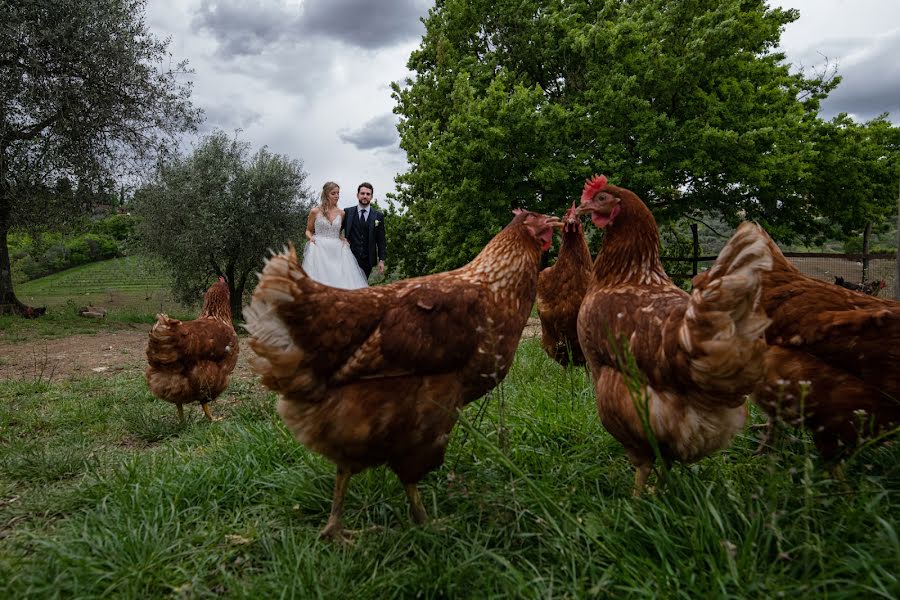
[339,113,399,150]
[198,100,263,133]
[191,0,428,59]
[300,0,429,48]
[818,30,900,120]
[191,0,298,58]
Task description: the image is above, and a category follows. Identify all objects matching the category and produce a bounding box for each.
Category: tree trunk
[0,191,46,318]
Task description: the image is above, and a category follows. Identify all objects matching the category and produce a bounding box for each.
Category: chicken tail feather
[147,313,182,364]
[681,222,773,399]
[243,244,320,398]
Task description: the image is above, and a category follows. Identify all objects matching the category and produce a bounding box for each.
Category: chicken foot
[319,468,352,542]
[201,403,222,422]
[404,483,428,524]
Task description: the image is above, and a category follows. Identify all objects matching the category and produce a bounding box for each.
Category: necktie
[360,209,367,224]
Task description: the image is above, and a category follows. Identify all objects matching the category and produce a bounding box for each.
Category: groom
[342,182,386,278]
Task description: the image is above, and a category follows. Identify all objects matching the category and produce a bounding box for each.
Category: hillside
[14,255,187,318]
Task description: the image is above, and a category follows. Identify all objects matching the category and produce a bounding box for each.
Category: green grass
[0,339,897,598]
[17,255,172,297]
[1,256,197,342]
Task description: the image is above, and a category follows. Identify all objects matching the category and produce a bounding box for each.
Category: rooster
[576,175,772,494]
[537,202,593,366]
[724,236,900,470]
[146,277,238,422]
[244,210,560,540]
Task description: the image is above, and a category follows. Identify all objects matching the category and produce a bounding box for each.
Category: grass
[1,256,197,342]
[0,339,897,598]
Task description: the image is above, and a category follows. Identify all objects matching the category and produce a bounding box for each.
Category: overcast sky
[146,0,900,208]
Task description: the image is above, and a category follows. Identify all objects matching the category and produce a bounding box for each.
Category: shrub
[91,213,139,242]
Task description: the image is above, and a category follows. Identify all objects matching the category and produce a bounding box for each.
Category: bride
[302,182,369,289]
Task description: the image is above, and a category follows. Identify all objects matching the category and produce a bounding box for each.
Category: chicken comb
[512,208,525,216]
[218,276,226,283]
[581,174,608,204]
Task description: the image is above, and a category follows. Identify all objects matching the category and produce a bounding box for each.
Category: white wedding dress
[301,212,369,289]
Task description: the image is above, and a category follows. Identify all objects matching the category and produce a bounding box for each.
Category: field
[0,261,898,598]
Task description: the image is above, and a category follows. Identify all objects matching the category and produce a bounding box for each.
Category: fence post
[862,221,871,283]
[691,223,699,276]
[896,179,900,300]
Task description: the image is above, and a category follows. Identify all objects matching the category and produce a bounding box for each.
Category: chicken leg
[176,403,184,422]
[632,463,652,497]
[320,467,352,542]
[404,483,428,524]
[201,403,222,422]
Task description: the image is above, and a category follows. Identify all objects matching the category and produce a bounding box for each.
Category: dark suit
[342,205,386,277]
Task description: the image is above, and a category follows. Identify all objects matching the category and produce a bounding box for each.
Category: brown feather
[577,182,772,490]
[537,213,593,365]
[722,228,900,461]
[146,280,238,410]
[244,211,558,527]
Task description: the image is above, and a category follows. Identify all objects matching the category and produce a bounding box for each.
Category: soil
[0,318,542,383]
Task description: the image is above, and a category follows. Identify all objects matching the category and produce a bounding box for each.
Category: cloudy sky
[146,0,899,208]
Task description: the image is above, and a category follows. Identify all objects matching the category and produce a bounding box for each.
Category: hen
[728,234,900,468]
[146,277,238,422]
[537,202,593,366]
[833,276,887,297]
[576,175,772,494]
[244,210,560,539]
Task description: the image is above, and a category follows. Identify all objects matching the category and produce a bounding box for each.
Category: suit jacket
[342,206,386,268]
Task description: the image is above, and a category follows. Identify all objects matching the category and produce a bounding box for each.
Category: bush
[12,232,123,281]
[91,213,138,242]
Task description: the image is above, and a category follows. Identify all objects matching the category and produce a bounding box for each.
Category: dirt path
[0,318,542,383]
[0,327,258,383]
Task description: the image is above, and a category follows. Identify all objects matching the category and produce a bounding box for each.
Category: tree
[132,131,313,319]
[391,0,839,274]
[0,0,200,316]
[807,114,900,241]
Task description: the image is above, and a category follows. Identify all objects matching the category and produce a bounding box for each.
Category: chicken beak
[574,203,594,217]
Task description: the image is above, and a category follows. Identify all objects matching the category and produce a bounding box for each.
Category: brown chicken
[146,277,238,422]
[537,202,593,366]
[243,210,560,540]
[576,175,773,494]
[726,233,900,468]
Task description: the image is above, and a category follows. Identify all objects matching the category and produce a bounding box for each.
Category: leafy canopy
[0,0,199,314]
[132,131,313,318]
[391,0,846,274]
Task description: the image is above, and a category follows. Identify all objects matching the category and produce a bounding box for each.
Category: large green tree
[808,114,900,241]
[0,0,199,316]
[132,131,312,319]
[391,0,840,274]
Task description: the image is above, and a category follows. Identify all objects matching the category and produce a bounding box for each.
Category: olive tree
[0,0,200,316]
[133,131,313,319]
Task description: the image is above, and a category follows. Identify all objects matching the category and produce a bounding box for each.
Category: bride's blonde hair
[319,181,339,215]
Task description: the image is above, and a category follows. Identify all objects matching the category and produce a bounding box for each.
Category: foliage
[6,213,139,282]
[0,340,898,597]
[90,213,140,245]
[132,130,313,317]
[11,232,121,282]
[390,0,851,275]
[0,0,200,314]
[808,114,900,241]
